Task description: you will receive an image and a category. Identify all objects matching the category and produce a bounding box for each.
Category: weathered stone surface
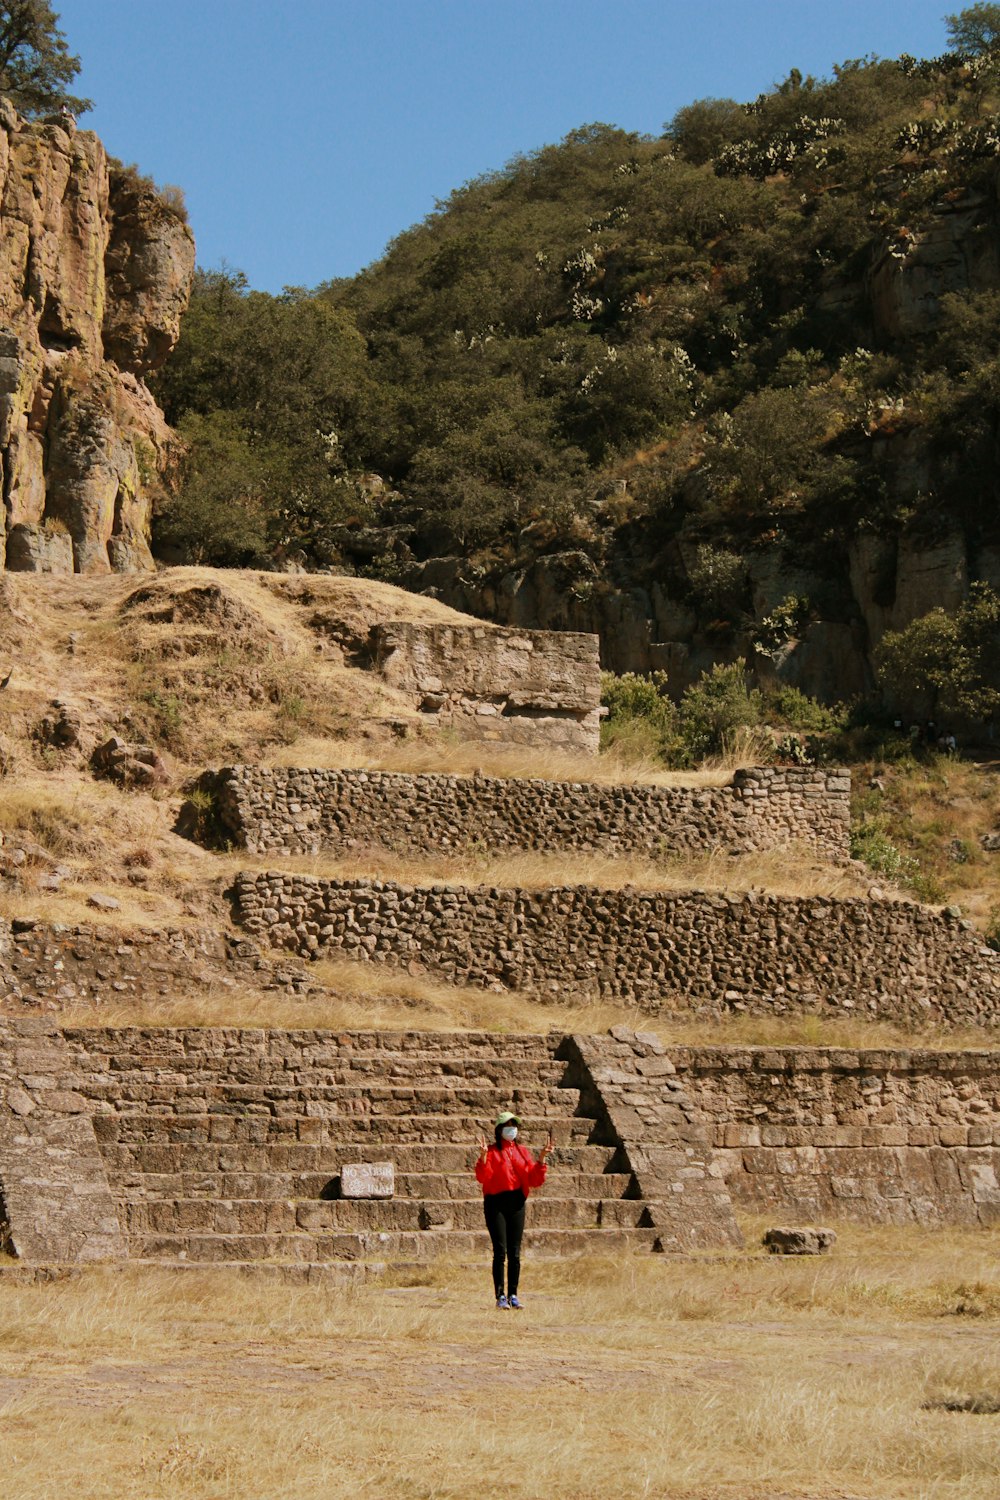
[233,873,1000,1028]
[372,621,602,753]
[86,893,120,912]
[0,1021,124,1262]
[201,765,851,863]
[672,1046,1000,1227]
[0,916,323,1011]
[4,522,72,573]
[763,1226,836,1255]
[870,196,1000,341]
[0,109,194,575]
[558,1031,743,1252]
[91,734,168,789]
[340,1162,394,1199]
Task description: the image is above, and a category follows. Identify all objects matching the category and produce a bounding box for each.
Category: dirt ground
[1,1223,998,1500]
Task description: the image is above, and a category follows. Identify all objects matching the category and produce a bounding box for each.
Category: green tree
[874,583,1000,720]
[945,3,1000,54]
[665,98,747,164]
[154,268,381,563]
[0,2,90,116]
[154,412,272,567]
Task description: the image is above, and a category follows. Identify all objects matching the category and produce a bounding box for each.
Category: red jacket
[475,1142,547,1197]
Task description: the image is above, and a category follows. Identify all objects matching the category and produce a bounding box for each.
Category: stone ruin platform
[0,1022,998,1275]
[0,1022,738,1271]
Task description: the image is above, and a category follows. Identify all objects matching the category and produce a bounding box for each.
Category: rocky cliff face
[0,100,194,575]
[405,526,1000,702]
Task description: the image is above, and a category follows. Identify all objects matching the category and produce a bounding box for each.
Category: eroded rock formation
[0,100,194,574]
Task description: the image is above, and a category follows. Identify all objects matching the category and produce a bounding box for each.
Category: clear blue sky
[57,0,958,293]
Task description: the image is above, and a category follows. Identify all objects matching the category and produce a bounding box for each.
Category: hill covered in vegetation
[153,8,1000,710]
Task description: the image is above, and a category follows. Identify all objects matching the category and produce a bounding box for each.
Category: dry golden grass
[0,565,479,777]
[856,756,1000,924]
[0,772,216,928]
[265,733,730,787]
[0,1226,997,1498]
[56,961,999,1050]
[227,841,876,900]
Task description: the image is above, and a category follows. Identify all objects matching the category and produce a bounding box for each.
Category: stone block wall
[1,1026,1000,1258]
[372,621,603,753]
[670,1046,1000,1226]
[206,765,851,862]
[0,1020,124,1261]
[557,1029,743,1250]
[233,874,1000,1028]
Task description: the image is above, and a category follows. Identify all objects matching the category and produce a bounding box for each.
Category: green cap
[495,1111,519,1127]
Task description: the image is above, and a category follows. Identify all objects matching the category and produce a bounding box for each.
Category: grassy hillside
[153,32,1000,686]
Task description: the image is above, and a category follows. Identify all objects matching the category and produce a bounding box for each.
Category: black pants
[484,1189,526,1298]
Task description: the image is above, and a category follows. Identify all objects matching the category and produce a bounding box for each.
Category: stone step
[126,1259,386,1285]
[84,1057,570,1088]
[70,1029,561,1058]
[93,1112,598,1148]
[99,1140,621,1177]
[110,1168,636,1203]
[87,1083,581,1116]
[122,1196,650,1236]
[128,1225,663,1263]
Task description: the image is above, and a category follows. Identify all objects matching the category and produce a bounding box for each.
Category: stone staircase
[63,1029,663,1267]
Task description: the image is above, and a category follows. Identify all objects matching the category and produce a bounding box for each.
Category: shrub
[600,670,683,762]
[109,159,190,223]
[849,819,914,880]
[687,544,747,620]
[678,659,764,759]
[765,685,846,732]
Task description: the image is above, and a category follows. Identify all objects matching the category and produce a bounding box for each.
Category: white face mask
[501,1125,518,1141]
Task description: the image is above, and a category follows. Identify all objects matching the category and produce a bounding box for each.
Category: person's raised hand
[477,1133,488,1159]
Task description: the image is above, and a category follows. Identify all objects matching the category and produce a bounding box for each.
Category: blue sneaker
[496,1294,509,1310]
[509,1295,522,1309]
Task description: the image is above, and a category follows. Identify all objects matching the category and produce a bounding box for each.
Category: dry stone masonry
[557,1029,742,1251]
[0,916,330,1009]
[0,1019,123,1261]
[204,765,850,862]
[233,874,1000,1028]
[371,621,603,752]
[672,1046,1000,1227]
[47,1026,737,1265]
[0,1026,999,1266]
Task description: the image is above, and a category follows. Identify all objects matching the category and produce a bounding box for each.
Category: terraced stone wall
[207,766,850,861]
[0,916,317,1008]
[1,1027,999,1260]
[233,874,1000,1028]
[671,1046,1000,1226]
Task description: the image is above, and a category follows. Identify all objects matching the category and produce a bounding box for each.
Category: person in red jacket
[475,1110,551,1309]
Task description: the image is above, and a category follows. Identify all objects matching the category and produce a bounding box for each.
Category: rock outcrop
[0,101,194,574]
